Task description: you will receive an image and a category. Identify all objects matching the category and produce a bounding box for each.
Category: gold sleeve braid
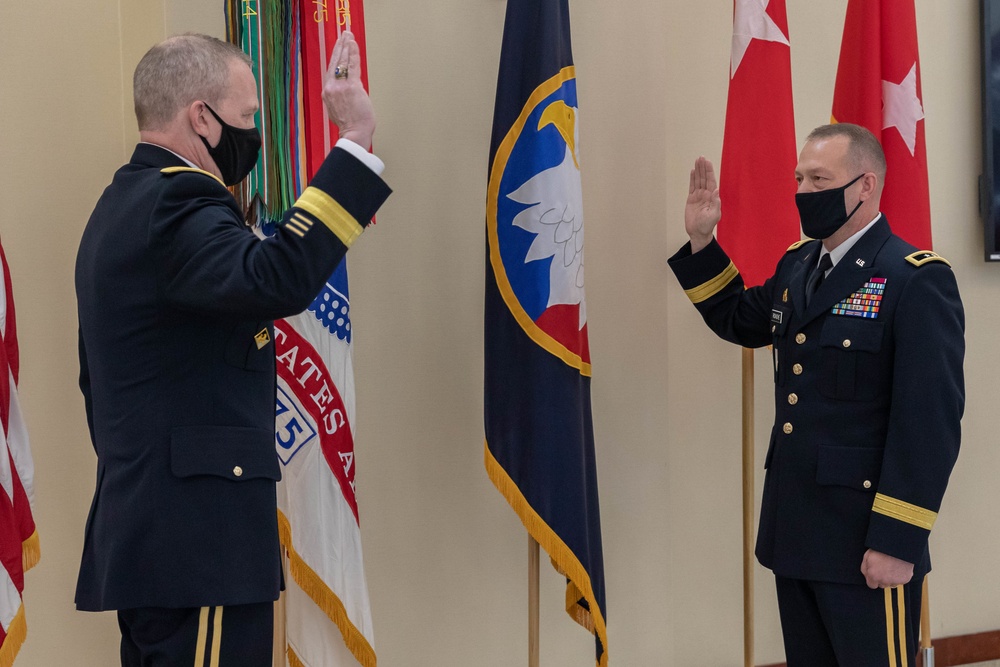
[684,262,739,304]
[871,493,937,531]
[294,187,365,247]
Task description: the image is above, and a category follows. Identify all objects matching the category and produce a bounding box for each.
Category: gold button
[795,333,806,344]
[788,393,798,405]
[792,363,803,375]
[863,480,872,489]
[233,466,243,477]
[782,422,793,434]
[843,339,851,348]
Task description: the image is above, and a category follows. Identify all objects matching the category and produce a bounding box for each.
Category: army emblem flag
[484,0,607,664]
[227,2,376,665]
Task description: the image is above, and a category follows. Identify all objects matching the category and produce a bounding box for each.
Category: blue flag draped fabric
[484,1,607,664]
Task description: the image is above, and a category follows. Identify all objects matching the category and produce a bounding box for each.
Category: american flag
[0,240,38,666]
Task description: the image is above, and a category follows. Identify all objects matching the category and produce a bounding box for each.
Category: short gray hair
[133,34,251,130]
[806,123,887,179]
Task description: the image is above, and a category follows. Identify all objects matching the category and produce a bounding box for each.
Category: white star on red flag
[731,0,789,78]
[882,62,924,156]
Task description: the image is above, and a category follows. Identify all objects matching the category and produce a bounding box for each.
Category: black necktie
[805,253,833,307]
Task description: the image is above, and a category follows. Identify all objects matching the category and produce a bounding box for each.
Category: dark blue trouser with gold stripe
[775,575,923,667]
[118,602,272,667]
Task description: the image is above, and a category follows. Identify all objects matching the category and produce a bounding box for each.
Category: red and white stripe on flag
[0,241,37,667]
[832,0,932,250]
[717,0,801,288]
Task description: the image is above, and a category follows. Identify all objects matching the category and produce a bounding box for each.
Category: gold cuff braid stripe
[684,262,739,304]
[872,493,937,531]
[295,187,364,247]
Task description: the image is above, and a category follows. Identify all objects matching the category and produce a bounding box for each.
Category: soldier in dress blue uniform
[74,33,391,666]
[668,123,964,666]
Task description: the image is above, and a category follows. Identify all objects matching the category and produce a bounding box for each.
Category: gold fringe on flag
[0,604,26,667]
[287,645,305,667]
[22,530,39,572]
[484,442,608,667]
[277,510,377,667]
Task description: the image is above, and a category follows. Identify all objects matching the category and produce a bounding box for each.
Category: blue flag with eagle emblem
[484,1,607,664]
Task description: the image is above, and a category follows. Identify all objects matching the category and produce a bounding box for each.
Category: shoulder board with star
[904,250,951,267]
[785,239,810,252]
[160,166,226,188]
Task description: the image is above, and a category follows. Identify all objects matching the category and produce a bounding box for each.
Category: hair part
[806,123,887,179]
[133,34,252,131]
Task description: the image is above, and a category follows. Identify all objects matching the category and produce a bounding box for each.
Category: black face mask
[794,173,865,239]
[199,103,261,186]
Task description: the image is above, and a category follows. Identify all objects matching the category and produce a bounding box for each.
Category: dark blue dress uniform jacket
[668,216,964,585]
[74,143,390,611]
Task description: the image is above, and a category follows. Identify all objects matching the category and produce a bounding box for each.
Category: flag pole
[741,347,755,667]
[921,576,934,667]
[529,535,540,667]
[273,553,287,667]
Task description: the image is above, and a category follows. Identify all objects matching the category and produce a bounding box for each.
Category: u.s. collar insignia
[254,328,271,350]
[782,288,788,303]
[831,278,886,319]
[856,258,865,267]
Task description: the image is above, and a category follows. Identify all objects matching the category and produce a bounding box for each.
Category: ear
[188,101,212,141]
[858,172,878,201]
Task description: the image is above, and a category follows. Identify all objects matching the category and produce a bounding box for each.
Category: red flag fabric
[300,1,371,181]
[717,0,800,288]
[832,0,932,250]
[0,240,38,667]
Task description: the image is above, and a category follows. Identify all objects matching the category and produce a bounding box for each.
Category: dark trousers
[118,602,273,667]
[775,575,923,667]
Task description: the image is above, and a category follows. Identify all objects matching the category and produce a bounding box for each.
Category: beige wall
[0,0,996,665]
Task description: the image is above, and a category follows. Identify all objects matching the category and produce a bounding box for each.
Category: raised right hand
[323,31,375,149]
[685,156,721,253]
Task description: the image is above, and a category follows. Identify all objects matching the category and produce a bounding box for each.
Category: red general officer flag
[717,0,800,287]
[832,0,932,250]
